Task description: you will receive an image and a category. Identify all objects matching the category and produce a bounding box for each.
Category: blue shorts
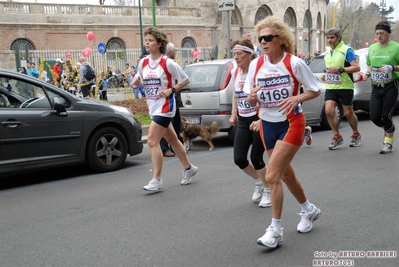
[152,115,173,128]
[260,112,305,150]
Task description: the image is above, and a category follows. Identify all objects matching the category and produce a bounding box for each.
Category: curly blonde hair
[254,16,295,55]
[231,38,258,60]
[144,27,169,55]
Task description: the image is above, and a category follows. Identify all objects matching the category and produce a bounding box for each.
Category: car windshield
[183,63,226,92]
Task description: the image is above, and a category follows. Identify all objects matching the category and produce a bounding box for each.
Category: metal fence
[16,47,217,79]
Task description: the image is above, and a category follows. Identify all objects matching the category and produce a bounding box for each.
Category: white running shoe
[380,143,393,154]
[252,183,263,202]
[181,164,198,185]
[304,126,313,145]
[257,226,283,248]
[297,204,321,233]
[349,134,362,147]
[259,189,272,208]
[329,136,344,150]
[143,178,163,192]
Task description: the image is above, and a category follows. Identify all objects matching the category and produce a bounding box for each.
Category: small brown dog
[180,117,219,151]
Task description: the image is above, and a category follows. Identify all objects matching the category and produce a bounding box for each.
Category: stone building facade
[0,0,329,70]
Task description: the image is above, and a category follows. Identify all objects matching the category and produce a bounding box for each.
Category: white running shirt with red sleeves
[231,67,259,117]
[136,55,188,118]
[243,53,320,123]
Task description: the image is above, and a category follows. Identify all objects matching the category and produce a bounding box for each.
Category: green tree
[326,1,397,50]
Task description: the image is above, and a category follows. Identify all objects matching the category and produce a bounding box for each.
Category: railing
[3,3,30,13]
[1,2,201,17]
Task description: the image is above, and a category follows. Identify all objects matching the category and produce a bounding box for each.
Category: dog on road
[180,117,219,151]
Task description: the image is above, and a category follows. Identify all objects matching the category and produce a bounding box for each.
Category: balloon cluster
[65,31,96,60]
[190,48,202,59]
[82,32,95,57]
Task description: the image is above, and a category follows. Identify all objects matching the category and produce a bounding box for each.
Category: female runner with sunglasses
[244,16,322,248]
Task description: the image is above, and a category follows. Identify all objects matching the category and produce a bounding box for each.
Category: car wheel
[320,104,343,130]
[87,127,128,172]
[227,125,237,144]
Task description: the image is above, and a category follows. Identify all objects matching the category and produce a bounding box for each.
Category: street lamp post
[333,0,342,27]
[138,0,144,56]
[308,0,311,60]
[152,0,156,26]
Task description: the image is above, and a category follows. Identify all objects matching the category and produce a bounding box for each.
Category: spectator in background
[78,56,92,98]
[52,58,63,86]
[98,71,108,100]
[134,57,145,98]
[19,66,27,74]
[26,61,39,78]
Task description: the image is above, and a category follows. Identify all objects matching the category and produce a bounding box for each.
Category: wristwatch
[171,87,177,94]
[338,67,345,73]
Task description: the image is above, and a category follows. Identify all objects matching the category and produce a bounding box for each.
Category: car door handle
[2,120,22,128]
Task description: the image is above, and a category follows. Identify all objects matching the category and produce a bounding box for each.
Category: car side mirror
[53,97,68,116]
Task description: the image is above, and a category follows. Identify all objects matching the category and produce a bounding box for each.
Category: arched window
[254,5,273,25]
[10,38,36,50]
[106,37,126,71]
[181,37,196,48]
[106,37,126,50]
[284,7,296,27]
[303,10,312,28]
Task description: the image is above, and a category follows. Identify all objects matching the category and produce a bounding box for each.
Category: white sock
[255,178,262,185]
[300,200,313,212]
[263,187,270,193]
[271,218,282,233]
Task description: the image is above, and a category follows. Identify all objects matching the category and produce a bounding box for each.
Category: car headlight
[110,104,133,117]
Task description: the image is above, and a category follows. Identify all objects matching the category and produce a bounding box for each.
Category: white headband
[232,44,254,54]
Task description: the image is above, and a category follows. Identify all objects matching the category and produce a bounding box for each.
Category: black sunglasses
[258,34,279,43]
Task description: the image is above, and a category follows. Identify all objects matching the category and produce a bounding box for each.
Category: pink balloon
[82,49,89,57]
[373,38,378,43]
[197,48,202,54]
[190,49,195,55]
[66,52,73,58]
[87,31,95,41]
[193,51,198,58]
[364,42,369,47]
[85,47,92,56]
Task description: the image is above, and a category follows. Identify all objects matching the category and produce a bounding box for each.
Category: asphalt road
[1,113,398,267]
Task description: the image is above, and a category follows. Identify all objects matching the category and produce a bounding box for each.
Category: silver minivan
[180,59,342,142]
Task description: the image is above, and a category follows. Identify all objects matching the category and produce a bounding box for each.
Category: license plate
[185,117,201,124]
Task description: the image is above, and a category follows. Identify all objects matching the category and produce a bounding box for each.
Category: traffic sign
[218,0,235,12]
[98,42,106,54]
